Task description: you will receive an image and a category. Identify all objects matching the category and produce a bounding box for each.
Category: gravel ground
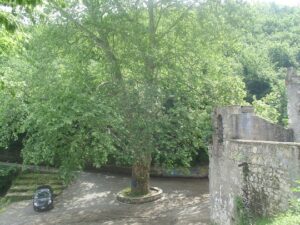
[0,172,210,225]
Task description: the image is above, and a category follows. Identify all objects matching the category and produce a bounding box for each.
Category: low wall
[210,140,300,225]
[86,164,209,178]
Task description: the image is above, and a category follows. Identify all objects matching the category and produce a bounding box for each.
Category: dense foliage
[0,0,42,32]
[1,0,300,191]
[0,165,19,196]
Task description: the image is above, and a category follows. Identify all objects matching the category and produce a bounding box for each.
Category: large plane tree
[0,0,246,195]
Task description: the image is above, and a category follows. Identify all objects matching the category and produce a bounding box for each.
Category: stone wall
[210,106,300,225]
[210,140,300,225]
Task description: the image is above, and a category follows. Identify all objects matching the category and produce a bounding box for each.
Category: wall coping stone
[229,139,300,147]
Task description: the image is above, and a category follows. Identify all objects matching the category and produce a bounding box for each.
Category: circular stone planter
[117,187,163,204]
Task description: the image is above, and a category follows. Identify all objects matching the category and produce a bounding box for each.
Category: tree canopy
[1,0,299,193]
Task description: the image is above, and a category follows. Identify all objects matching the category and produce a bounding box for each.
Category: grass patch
[0,197,10,213]
[255,199,300,225]
[121,187,149,197]
[13,172,62,186]
[256,213,300,225]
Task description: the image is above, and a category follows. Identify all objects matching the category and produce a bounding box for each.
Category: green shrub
[0,165,19,196]
[235,196,253,225]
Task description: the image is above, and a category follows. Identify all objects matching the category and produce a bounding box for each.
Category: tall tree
[1,0,247,193]
[42,0,246,194]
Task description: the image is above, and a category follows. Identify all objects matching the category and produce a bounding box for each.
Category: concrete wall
[213,106,293,143]
[231,114,293,142]
[210,106,300,225]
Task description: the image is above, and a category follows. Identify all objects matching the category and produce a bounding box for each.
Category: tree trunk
[131,159,151,195]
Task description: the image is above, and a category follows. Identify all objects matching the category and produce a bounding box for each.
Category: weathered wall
[210,140,300,225]
[213,106,293,143]
[231,114,293,142]
[286,68,300,142]
[210,106,300,225]
[209,141,241,225]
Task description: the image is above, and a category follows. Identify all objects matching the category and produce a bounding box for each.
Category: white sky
[249,0,300,7]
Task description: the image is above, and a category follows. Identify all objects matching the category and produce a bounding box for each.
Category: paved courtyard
[0,172,210,225]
